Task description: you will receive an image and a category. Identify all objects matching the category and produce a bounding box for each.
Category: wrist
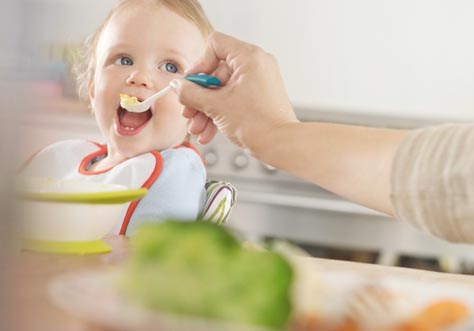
[248,120,301,165]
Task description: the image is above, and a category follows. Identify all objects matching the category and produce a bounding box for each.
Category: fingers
[185,110,218,144]
[188,111,209,135]
[197,120,217,145]
[211,61,232,85]
[171,78,219,117]
[181,107,197,119]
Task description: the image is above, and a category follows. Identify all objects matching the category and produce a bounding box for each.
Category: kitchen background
[17,0,474,273]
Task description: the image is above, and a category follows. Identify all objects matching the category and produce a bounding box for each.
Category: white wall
[28,0,474,120]
[25,0,114,44]
[200,0,474,120]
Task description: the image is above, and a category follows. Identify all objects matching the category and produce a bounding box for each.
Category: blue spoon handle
[184,74,221,87]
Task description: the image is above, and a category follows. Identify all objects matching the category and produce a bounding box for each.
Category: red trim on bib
[119,150,163,235]
[78,144,109,175]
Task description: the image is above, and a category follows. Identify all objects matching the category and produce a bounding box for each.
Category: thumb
[170,78,218,117]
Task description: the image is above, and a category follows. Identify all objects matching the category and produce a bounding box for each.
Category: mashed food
[119,93,139,108]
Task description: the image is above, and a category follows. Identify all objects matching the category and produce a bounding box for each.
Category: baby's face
[90,4,205,158]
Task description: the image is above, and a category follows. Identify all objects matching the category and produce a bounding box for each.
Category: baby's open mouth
[116,105,152,134]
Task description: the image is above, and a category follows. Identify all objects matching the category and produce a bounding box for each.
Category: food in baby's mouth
[118,221,294,329]
[119,93,139,108]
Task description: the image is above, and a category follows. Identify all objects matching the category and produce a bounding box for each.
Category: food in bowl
[118,221,294,329]
[116,221,470,331]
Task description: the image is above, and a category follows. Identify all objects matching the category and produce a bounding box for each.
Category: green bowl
[17,178,148,254]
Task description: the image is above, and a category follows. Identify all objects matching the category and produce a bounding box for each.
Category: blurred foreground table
[8,236,129,331]
[6,236,474,331]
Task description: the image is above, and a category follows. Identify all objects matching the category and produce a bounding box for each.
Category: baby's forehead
[100,5,206,45]
[96,7,206,60]
[107,3,206,35]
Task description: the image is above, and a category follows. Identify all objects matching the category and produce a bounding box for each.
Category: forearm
[254,121,408,215]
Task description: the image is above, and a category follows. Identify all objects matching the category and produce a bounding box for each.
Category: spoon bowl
[120,74,221,113]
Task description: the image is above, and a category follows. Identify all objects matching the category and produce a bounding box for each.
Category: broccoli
[119,221,293,329]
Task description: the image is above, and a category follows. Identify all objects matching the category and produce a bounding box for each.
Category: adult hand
[171,32,298,156]
[172,33,408,217]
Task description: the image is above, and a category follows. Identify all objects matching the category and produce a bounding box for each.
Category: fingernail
[169,79,180,89]
[184,63,198,75]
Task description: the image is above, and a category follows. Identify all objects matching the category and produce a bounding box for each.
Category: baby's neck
[88,154,126,172]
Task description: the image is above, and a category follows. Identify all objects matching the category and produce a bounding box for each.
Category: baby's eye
[115,56,133,66]
[159,62,179,74]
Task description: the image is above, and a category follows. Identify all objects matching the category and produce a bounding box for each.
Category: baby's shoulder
[159,146,205,175]
[161,146,203,164]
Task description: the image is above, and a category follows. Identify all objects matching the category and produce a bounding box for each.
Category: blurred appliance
[197,108,474,270]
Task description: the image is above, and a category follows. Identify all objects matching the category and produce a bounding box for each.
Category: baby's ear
[88,79,95,101]
[88,81,96,111]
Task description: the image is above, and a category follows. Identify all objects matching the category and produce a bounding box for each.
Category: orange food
[291,299,468,331]
[395,300,468,331]
[334,318,359,331]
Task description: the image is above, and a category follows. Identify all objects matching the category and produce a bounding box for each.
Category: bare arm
[257,121,408,214]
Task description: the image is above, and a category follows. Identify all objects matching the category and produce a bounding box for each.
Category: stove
[196,108,474,269]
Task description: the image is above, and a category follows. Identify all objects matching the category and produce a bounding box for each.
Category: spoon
[120,74,221,113]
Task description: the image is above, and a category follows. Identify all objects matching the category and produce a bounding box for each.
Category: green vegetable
[119,221,293,329]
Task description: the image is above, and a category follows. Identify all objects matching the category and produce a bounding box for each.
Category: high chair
[198,180,237,224]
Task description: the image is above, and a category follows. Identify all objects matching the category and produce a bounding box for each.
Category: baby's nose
[126,70,154,88]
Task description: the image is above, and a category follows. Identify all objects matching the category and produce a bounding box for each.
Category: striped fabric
[391,123,474,243]
[198,180,237,224]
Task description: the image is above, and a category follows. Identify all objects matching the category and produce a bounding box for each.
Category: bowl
[16,178,148,254]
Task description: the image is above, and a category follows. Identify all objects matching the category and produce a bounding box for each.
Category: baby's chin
[111,131,189,156]
[108,141,151,159]
[114,143,167,158]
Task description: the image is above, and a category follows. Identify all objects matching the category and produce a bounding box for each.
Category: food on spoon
[119,93,139,109]
[118,221,294,329]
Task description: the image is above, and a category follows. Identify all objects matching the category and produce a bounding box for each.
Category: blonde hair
[73,0,213,102]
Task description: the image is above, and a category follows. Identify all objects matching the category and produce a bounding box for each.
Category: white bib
[19,140,163,234]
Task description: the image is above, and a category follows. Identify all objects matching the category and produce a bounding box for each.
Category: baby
[19,0,214,234]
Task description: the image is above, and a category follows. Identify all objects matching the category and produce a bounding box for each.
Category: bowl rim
[19,187,148,204]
